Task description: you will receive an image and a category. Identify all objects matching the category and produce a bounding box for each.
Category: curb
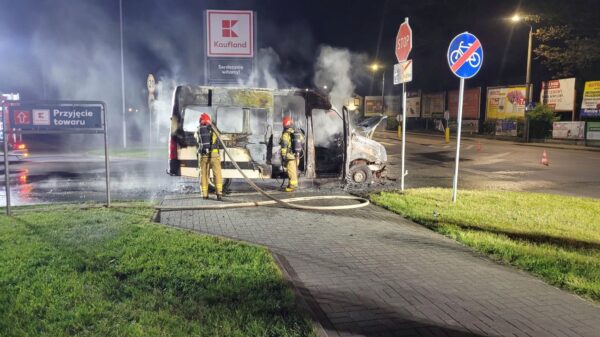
[271,252,335,337]
[378,130,600,152]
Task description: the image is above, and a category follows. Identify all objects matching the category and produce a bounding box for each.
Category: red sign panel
[13,110,31,125]
[448,87,481,119]
[395,19,412,62]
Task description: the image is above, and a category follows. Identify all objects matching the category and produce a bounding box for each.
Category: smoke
[242,48,290,89]
[313,46,369,110]
[312,46,369,146]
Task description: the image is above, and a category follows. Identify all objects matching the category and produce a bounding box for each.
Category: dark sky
[1,0,598,105]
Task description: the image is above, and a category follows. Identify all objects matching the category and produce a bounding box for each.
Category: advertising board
[580,81,600,118]
[448,87,481,119]
[540,78,576,112]
[552,122,585,140]
[421,92,445,118]
[486,85,530,120]
[406,91,421,118]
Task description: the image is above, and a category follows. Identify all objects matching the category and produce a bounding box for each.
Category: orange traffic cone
[540,150,549,166]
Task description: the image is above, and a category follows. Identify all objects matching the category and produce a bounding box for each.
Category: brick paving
[158,192,600,337]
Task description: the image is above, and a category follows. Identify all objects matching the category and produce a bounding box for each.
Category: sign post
[447,32,483,202]
[2,101,110,215]
[394,17,412,191]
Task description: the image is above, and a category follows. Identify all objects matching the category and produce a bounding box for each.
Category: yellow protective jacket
[279,128,297,161]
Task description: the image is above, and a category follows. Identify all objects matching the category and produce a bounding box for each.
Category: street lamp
[370,63,385,114]
[510,14,533,104]
[510,13,534,141]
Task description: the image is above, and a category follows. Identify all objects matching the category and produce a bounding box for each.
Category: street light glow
[370,63,381,71]
[511,14,521,22]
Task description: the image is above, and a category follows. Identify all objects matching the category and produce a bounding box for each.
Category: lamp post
[370,63,385,113]
[511,14,534,141]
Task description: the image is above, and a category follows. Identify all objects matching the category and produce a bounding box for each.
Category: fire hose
[156,123,370,211]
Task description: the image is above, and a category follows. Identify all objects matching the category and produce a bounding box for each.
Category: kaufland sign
[207,10,254,57]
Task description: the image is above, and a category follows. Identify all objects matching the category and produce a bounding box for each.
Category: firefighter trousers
[199,154,222,197]
[285,158,298,190]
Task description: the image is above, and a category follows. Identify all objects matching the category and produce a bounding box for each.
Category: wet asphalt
[1,132,599,207]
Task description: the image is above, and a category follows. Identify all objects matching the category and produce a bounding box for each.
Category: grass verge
[87,148,164,158]
[0,203,315,337]
[371,188,600,302]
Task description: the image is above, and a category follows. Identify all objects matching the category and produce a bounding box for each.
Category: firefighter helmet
[282,116,293,128]
[199,113,211,125]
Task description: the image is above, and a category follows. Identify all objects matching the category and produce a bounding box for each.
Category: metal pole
[401,82,407,191]
[525,25,532,142]
[103,104,111,207]
[381,71,385,113]
[452,78,465,202]
[3,106,11,215]
[119,0,127,148]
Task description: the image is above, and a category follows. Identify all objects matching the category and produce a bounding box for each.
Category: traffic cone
[540,150,549,166]
[476,141,482,152]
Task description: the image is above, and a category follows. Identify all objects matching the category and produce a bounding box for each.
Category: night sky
[1,0,598,106]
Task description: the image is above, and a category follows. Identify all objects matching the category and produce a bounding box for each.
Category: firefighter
[279,116,304,192]
[195,113,223,200]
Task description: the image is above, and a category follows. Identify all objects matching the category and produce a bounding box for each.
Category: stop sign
[395,18,412,62]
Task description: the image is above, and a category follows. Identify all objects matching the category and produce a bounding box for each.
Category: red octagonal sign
[395,18,412,62]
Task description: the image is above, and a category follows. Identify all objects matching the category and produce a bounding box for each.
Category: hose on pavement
[156,122,370,211]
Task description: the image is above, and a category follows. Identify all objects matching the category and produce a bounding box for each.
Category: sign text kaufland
[207,10,254,58]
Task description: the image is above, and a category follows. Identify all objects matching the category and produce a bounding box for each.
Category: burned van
[167,86,387,186]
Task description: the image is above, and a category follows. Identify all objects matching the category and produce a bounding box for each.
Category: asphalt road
[376,131,600,198]
[1,133,599,206]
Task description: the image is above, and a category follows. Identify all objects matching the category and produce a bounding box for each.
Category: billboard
[406,91,421,118]
[421,92,445,118]
[495,119,518,137]
[448,120,479,133]
[206,10,254,57]
[587,122,600,141]
[552,122,585,140]
[365,96,401,116]
[580,81,600,118]
[448,87,481,119]
[486,85,530,120]
[540,78,576,112]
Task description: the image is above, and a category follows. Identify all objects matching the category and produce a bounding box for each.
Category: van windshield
[216,107,244,133]
[183,106,213,132]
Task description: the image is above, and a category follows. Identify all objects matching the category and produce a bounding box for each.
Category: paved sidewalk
[159,193,600,337]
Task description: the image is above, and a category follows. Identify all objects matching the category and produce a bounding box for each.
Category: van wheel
[209,178,232,193]
[347,164,372,185]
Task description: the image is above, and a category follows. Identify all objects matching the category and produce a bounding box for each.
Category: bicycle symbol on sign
[449,41,481,68]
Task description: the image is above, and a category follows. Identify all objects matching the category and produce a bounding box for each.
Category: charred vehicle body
[167,86,387,187]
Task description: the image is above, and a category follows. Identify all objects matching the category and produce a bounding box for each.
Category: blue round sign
[447,32,483,79]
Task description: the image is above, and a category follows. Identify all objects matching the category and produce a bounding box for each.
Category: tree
[529,1,600,80]
[534,26,600,79]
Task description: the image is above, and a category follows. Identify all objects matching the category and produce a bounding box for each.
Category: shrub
[527,104,556,139]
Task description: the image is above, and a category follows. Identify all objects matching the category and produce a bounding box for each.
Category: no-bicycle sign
[447,32,483,79]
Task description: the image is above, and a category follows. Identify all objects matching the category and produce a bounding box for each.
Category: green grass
[87,148,164,158]
[371,188,600,301]
[0,203,315,337]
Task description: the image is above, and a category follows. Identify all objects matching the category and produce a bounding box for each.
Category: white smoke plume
[312,46,369,146]
[242,47,289,89]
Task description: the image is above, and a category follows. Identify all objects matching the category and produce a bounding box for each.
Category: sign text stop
[395,18,412,62]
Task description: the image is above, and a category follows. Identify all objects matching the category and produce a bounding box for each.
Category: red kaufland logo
[207,10,253,57]
[222,20,238,37]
